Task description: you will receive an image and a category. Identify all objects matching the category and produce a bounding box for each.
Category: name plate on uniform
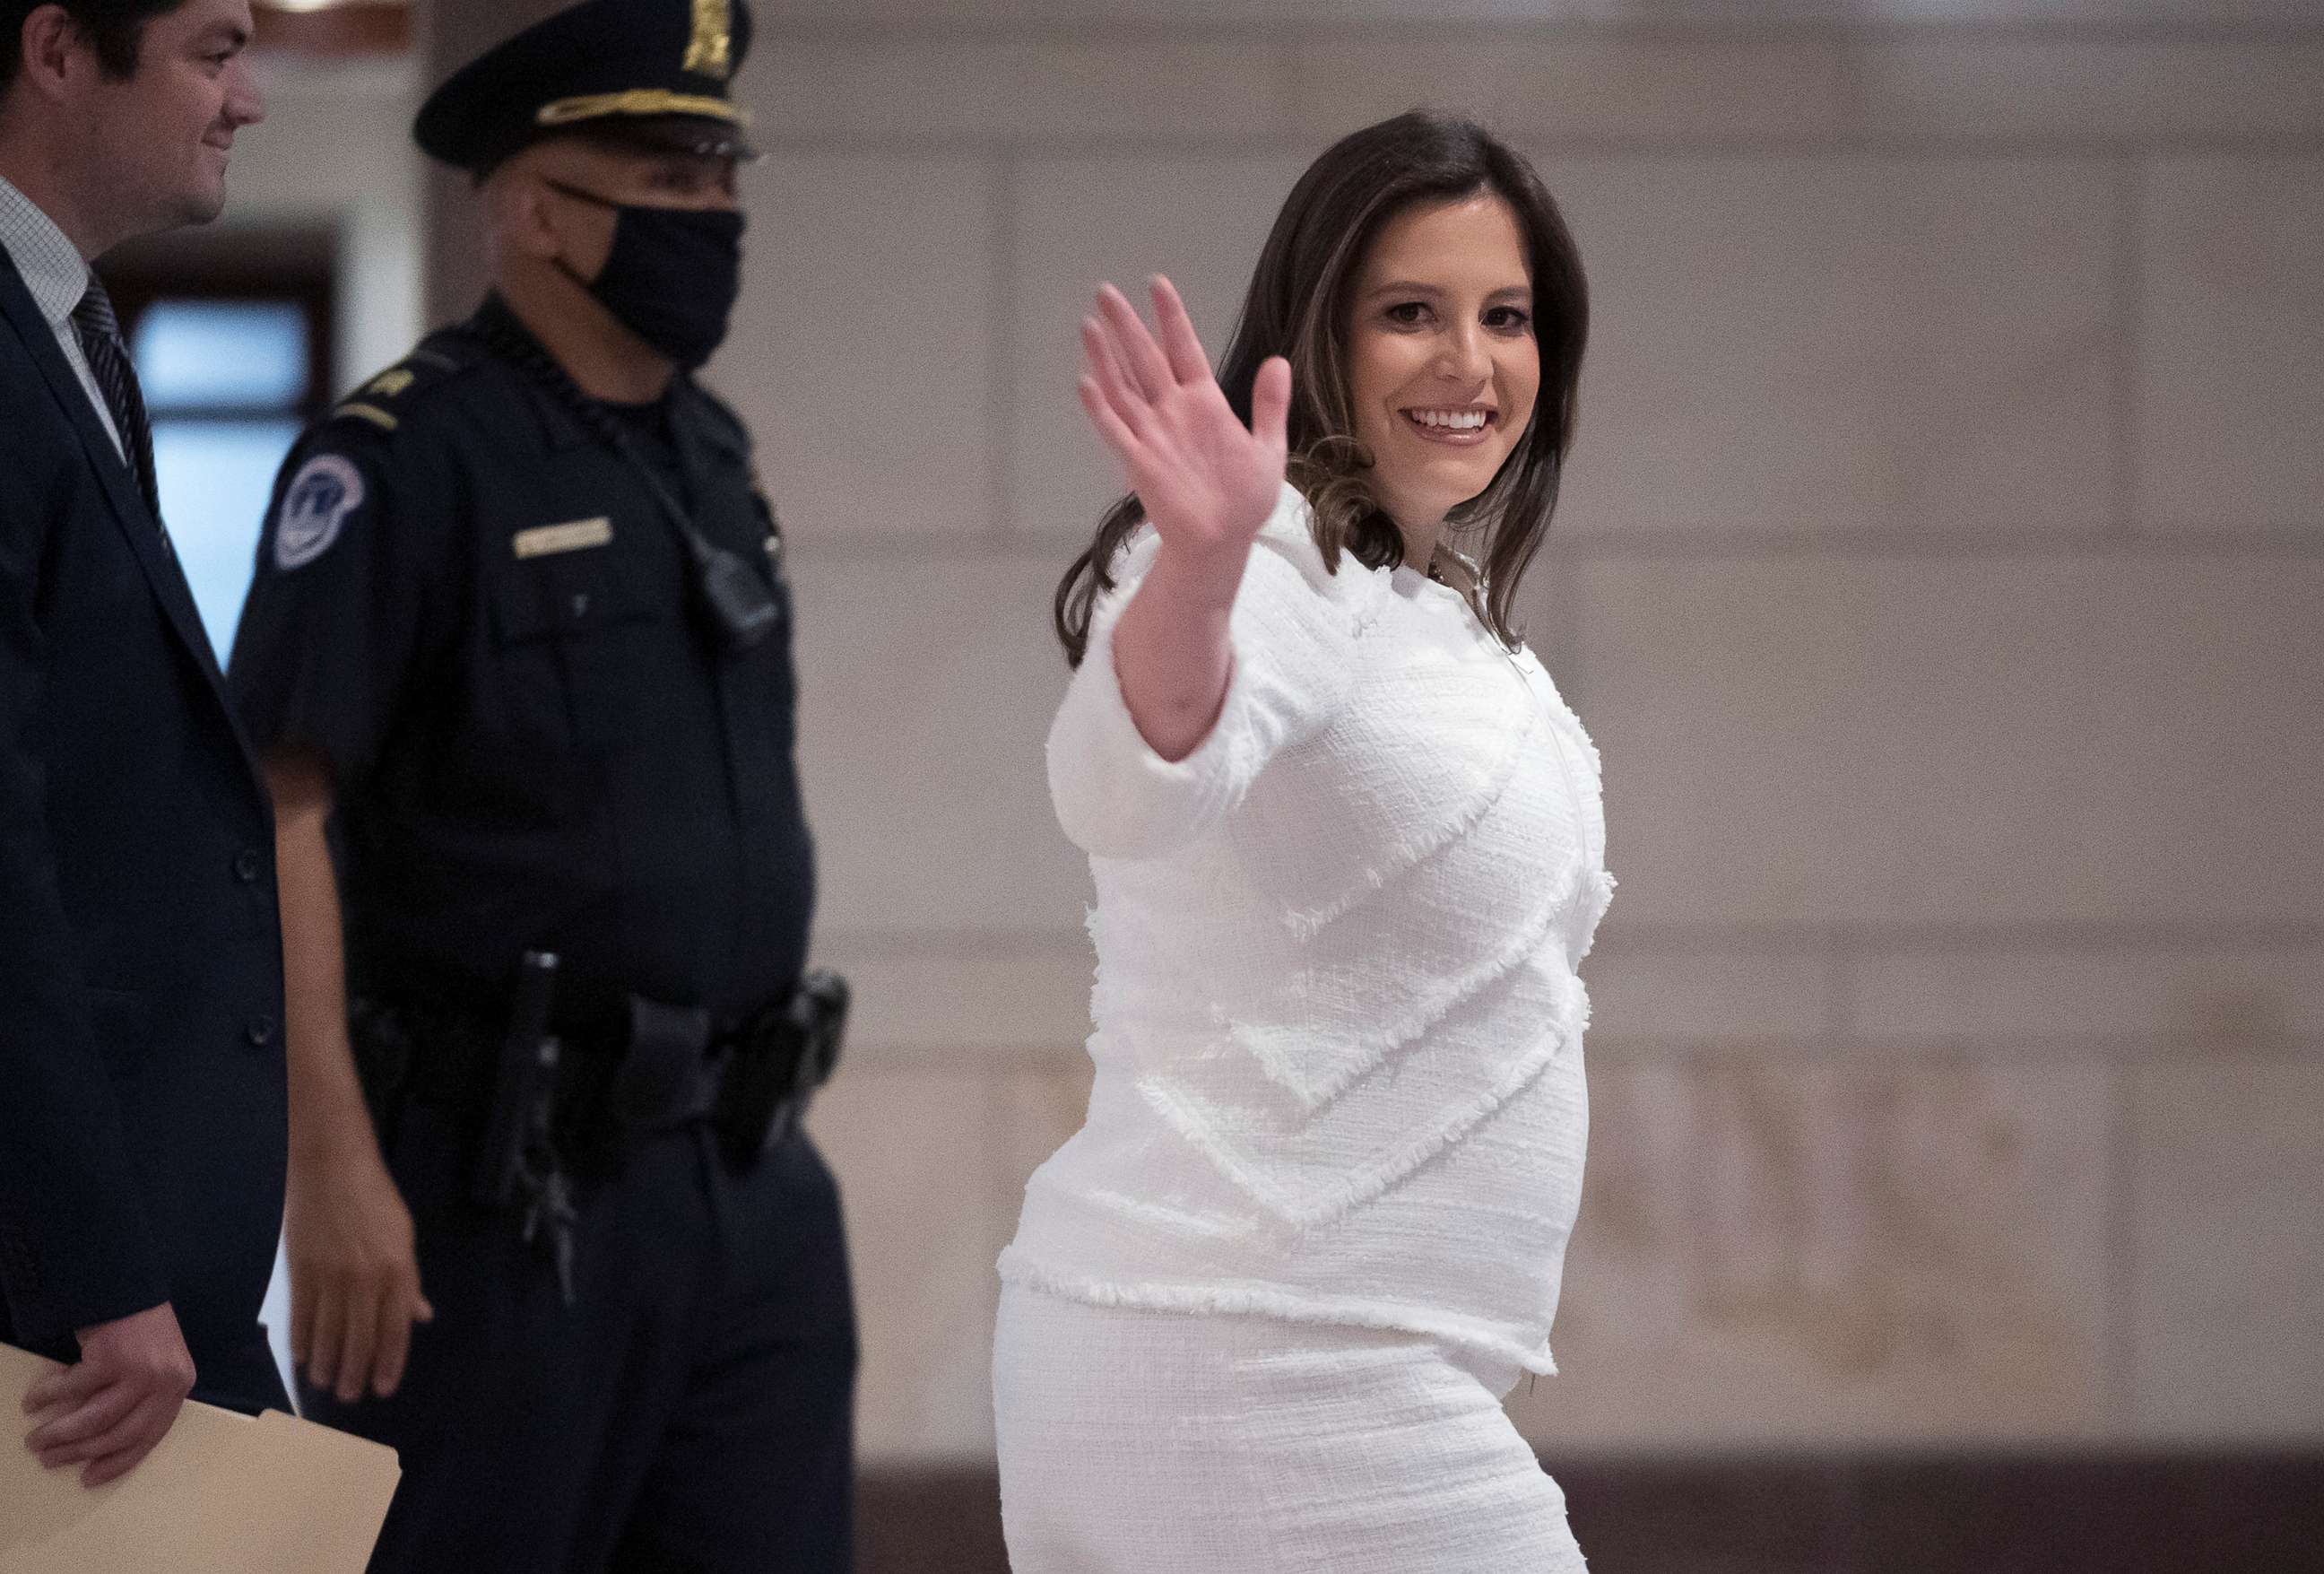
[514,517,614,560]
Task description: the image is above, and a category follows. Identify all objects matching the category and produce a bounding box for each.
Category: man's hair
[2,0,186,91]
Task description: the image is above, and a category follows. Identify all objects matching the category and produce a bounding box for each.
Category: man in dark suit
[0,0,273,1489]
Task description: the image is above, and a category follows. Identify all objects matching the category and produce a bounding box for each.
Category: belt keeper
[615,996,716,1131]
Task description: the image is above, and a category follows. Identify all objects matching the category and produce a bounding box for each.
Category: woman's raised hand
[1078,277,1291,567]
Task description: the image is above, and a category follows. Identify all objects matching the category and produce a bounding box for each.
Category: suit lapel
[1,251,230,685]
[0,248,256,770]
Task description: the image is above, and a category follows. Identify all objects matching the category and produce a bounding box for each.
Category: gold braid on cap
[534,89,750,126]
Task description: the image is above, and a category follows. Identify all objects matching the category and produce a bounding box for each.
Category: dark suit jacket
[0,242,287,1411]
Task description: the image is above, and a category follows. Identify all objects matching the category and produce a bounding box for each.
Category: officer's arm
[264,748,433,1401]
[265,751,372,1170]
[231,405,454,1404]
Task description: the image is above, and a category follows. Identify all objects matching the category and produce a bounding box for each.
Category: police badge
[682,0,731,79]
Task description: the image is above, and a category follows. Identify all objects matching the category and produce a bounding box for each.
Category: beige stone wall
[223,56,427,396]
[703,4,2322,1460]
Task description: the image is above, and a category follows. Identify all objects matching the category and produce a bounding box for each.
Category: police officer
[227,2,854,1568]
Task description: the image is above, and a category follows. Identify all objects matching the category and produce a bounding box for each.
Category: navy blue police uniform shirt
[228,296,813,1025]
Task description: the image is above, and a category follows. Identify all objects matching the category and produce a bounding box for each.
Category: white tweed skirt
[992,1284,1587,1574]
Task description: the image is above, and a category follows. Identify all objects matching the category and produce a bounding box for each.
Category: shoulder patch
[273,454,366,571]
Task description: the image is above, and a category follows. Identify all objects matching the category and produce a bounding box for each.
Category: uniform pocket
[488,553,659,754]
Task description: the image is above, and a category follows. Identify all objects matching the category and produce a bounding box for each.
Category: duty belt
[350,967,848,1178]
[351,962,847,1309]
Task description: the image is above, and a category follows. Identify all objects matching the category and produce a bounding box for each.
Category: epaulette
[322,330,490,436]
[683,380,777,527]
[690,378,750,445]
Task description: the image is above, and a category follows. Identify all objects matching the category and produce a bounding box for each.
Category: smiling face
[1344,191,1539,551]
[79,0,264,235]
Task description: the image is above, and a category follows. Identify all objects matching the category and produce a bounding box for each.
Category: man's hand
[22,1301,198,1487]
[287,1142,435,1404]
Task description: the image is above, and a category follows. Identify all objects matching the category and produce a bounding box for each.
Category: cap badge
[683,0,732,81]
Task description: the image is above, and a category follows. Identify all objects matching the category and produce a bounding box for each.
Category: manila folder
[0,1342,398,1572]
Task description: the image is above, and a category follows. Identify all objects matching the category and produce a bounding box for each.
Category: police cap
[414,0,758,175]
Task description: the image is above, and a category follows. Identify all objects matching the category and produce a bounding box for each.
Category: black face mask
[549,181,745,371]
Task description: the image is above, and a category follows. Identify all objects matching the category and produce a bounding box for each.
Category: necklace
[1426,544,1479,591]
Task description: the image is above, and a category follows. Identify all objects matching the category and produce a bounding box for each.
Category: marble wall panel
[788,552,1088,937]
[1516,1055,2113,1448]
[1006,153,1311,538]
[1539,154,2118,539]
[720,154,1002,539]
[1852,41,2324,145]
[1289,34,1847,146]
[1580,940,1842,1056]
[2128,1060,2324,1439]
[752,38,1286,144]
[1573,554,2324,933]
[806,1063,1097,1462]
[1848,944,2324,1056]
[999,1062,1098,1205]
[807,1069,1019,1460]
[650,11,2324,1466]
[2135,157,2324,536]
[807,937,1095,1067]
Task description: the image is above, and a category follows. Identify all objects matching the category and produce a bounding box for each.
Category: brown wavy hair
[1054,110,1588,666]
[1,0,182,85]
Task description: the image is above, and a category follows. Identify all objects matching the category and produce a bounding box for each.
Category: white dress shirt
[0,173,126,458]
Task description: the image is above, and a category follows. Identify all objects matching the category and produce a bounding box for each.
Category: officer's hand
[21,1301,198,1487]
[287,1144,435,1403]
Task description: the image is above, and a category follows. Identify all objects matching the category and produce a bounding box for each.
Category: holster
[352,969,849,1187]
[712,970,848,1171]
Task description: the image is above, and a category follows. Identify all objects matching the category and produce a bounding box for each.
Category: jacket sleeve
[0,355,169,1345]
[1047,500,1360,864]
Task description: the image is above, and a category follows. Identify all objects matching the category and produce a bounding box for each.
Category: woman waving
[996,111,1606,1573]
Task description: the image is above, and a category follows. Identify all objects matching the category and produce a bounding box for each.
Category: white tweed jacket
[1000,482,1613,1376]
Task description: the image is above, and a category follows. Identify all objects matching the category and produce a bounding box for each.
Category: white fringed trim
[1569,869,1618,964]
[1279,690,1544,943]
[1235,870,1591,1111]
[1140,1018,1569,1231]
[993,1255,1560,1378]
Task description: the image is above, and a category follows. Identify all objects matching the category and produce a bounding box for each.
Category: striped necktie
[71,277,160,519]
